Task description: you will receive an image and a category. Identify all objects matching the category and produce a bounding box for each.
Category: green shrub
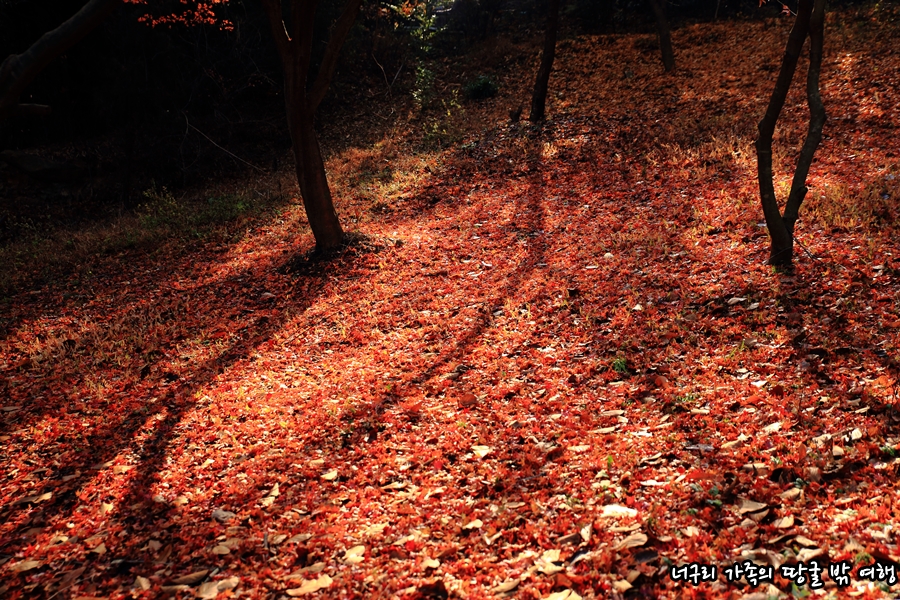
[464,75,498,100]
[413,66,436,109]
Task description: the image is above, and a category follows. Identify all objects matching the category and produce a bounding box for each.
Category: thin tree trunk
[529,0,560,122]
[0,0,118,121]
[755,0,814,266]
[261,0,361,253]
[648,0,675,72]
[783,0,826,235]
[288,100,344,252]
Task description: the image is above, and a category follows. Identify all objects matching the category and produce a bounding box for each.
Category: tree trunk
[0,0,118,121]
[783,0,826,236]
[648,0,675,72]
[261,0,361,253]
[529,0,560,122]
[755,0,824,266]
[287,98,344,252]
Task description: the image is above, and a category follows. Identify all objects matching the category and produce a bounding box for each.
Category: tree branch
[308,0,362,113]
[0,0,118,122]
[12,103,52,117]
[783,0,826,235]
[292,0,317,80]
[260,0,292,66]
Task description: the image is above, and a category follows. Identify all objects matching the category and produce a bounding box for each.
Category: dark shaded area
[0,0,285,184]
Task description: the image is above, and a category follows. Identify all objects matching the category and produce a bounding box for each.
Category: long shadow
[0,227,387,582]
[3,95,896,598]
[72,128,554,597]
[81,119,717,597]
[0,172,307,437]
[0,230,291,442]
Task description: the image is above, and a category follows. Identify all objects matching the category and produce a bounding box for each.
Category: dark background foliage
[0,0,872,195]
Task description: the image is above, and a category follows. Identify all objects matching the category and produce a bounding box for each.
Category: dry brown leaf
[217,577,240,591]
[600,504,637,518]
[343,545,365,564]
[172,569,209,586]
[286,574,333,596]
[197,581,220,599]
[471,445,492,458]
[10,560,41,572]
[492,578,521,593]
[541,548,561,563]
[615,532,648,549]
[580,523,592,542]
[738,499,769,514]
[797,547,825,561]
[774,515,795,529]
[543,591,582,600]
[780,488,802,501]
[360,523,388,537]
[14,492,52,505]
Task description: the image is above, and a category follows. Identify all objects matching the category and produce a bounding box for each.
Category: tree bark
[0,0,118,121]
[529,0,560,122]
[261,0,362,253]
[783,0,826,235]
[754,0,815,266]
[287,94,344,252]
[648,0,675,72]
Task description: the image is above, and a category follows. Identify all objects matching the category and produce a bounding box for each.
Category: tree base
[280,232,399,276]
[767,244,794,268]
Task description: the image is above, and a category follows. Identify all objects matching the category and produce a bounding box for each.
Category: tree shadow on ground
[0,214,393,590]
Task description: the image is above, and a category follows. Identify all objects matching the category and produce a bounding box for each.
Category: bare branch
[288,0,317,80]
[260,0,292,65]
[783,0,827,234]
[308,0,362,113]
[0,0,118,122]
[12,104,52,117]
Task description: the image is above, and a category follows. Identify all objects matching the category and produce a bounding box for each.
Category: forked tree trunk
[261,0,361,253]
[648,0,675,72]
[755,0,826,266]
[0,0,118,121]
[529,0,560,122]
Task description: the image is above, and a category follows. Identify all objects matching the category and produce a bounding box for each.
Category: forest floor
[2,4,900,599]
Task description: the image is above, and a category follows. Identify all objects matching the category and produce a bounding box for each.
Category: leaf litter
[1,6,900,599]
